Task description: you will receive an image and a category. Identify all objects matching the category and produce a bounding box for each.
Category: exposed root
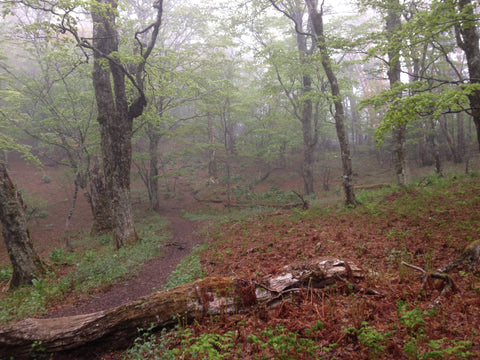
[401,261,457,308]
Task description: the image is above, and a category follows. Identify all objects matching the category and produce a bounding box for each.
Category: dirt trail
[45,185,202,318]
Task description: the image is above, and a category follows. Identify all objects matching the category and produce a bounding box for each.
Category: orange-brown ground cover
[1,155,480,359]
[190,177,480,359]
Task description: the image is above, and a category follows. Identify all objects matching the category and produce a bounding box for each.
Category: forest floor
[1,154,480,359]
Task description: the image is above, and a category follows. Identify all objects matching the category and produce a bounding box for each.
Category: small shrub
[42,174,51,184]
[0,266,12,282]
[357,323,390,358]
[49,248,74,265]
[123,325,176,360]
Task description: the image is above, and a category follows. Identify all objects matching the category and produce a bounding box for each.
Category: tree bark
[294,8,317,196]
[305,0,356,205]
[207,113,218,179]
[91,0,141,248]
[268,2,318,196]
[439,116,462,163]
[88,163,113,235]
[455,0,480,152]
[386,0,408,187]
[0,163,46,290]
[0,257,363,359]
[147,122,161,212]
[427,118,442,175]
[457,113,465,162]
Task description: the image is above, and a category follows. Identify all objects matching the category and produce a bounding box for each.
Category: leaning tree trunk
[306,0,356,205]
[0,257,363,359]
[0,164,46,290]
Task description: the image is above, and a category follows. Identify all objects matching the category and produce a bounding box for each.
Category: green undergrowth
[356,173,479,218]
[0,212,170,325]
[121,172,480,359]
[162,244,207,290]
[123,321,331,360]
[180,205,274,225]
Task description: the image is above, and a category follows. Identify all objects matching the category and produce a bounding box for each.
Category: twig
[401,261,426,275]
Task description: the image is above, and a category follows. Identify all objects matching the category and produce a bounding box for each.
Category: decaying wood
[437,240,480,273]
[0,257,363,359]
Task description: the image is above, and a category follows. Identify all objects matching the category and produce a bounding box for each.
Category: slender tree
[385,0,408,186]
[304,0,356,205]
[268,0,319,195]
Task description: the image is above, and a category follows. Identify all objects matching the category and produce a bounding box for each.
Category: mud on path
[44,183,202,318]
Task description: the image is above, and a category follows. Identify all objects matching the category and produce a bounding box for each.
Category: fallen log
[0,257,363,359]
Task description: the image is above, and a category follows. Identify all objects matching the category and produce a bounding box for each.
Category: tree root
[401,261,457,308]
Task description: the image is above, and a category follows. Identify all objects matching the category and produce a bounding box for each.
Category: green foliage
[0,266,12,282]
[162,245,206,290]
[393,301,474,359]
[178,328,237,359]
[360,82,480,144]
[0,213,169,325]
[72,233,165,293]
[123,325,176,360]
[231,185,300,205]
[246,324,322,359]
[49,248,74,265]
[422,338,474,359]
[357,322,390,358]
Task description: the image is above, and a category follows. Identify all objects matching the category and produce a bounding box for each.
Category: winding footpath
[44,187,202,318]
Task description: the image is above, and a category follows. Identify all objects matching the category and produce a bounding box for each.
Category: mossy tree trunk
[0,258,363,358]
[0,163,46,290]
[88,163,113,235]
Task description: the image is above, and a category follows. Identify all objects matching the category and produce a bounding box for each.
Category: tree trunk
[392,123,408,185]
[306,0,356,205]
[386,1,408,186]
[0,257,363,359]
[455,0,480,152]
[427,118,442,175]
[439,116,462,163]
[207,113,218,179]
[292,7,316,196]
[301,77,315,195]
[88,164,113,235]
[0,163,46,290]
[64,173,80,252]
[457,113,465,162]
[147,123,161,212]
[91,0,140,248]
